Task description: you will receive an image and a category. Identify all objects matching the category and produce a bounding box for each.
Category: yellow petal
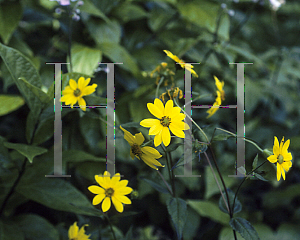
[115,179,128,189]
[68,222,79,239]
[78,97,86,111]
[142,155,164,168]
[111,173,121,186]
[92,193,105,205]
[276,163,282,181]
[62,86,73,95]
[154,130,163,147]
[279,137,285,152]
[120,126,135,145]
[149,123,163,135]
[102,197,111,212]
[141,146,162,158]
[114,194,132,204]
[154,98,165,114]
[78,77,90,89]
[282,139,290,153]
[111,196,124,213]
[164,100,174,116]
[267,155,277,163]
[162,127,171,146]
[134,132,145,145]
[283,152,292,161]
[281,164,286,180]
[170,106,181,118]
[88,185,105,194]
[169,124,185,138]
[69,79,77,90]
[282,161,291,172]
[140,118,160,128]
[147,102,163,119]
[115,186,133,195]
[82,84,97,96]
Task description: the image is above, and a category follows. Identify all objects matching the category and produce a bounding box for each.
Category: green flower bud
[262,149,273,159]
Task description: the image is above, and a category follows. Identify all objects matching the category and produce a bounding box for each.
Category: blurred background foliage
[0,0,300,239]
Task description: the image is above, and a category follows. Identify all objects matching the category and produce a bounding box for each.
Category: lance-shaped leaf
[229,217,260,240]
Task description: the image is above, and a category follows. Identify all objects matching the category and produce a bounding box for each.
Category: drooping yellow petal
[68,222,79,239]
[141,146,162,158]
[134,132,145,145]
[78,97,87,111]
[276,162,282,181]
[120,126,135,145]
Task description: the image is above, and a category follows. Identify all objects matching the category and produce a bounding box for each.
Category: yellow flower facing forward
[120,126,164,170]
[68,222,90,240]
[61,77,97,111]
[207,91,222,118]
[164,50,199,78]
[267,136,292,181]
[140,98,189,147]
[214,76,225,101]
[88,171,133,213]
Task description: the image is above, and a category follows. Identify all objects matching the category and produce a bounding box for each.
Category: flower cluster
[68,222,90,240]
[160,87,183,104]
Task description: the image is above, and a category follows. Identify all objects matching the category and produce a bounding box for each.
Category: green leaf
[0,2,22,44]
[80,0,109,21]
[212,134,235,141]
[69,43,102,76]
[16,177,103,217]
[99,42,139,75]
[140,177,170,194]
[112,2,148,23]
[251,173,268,182]
[119,122,141,129]
[229,217,260,240]
[62,150,106,163]
[218,14,230,41]
[166,197,187,240]
[0,95,25,116]
[177,0,219,33]
[0,220,25,240]
[252,154,259,170]
[0,43,42,111]
[218,189,242,215]
[188,200,230,225]
[3,142,47,163]
[14,214,59,240]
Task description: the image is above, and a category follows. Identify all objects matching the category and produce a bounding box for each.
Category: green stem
[105,213,117,240]
[67,5,73,73]
[155,76,164,98]
[157,170,173,196]
[161,145,176,197]
[232,160,268,215]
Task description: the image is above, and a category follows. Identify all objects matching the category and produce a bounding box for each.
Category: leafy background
[0,0,300,239]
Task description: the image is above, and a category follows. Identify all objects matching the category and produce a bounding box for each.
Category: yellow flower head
[140,99,189,147]
[88,171,133,213]
[267,136,292,181]
[61,77,97,111]
[68,222,90,240]
[206,91,222,118]
[163,50,199,78]
[120,126,164,170]
[214,76,225,101]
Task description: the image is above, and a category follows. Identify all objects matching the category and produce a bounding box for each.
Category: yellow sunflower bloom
[61,77,97,111]
[163,50,199,78]
[140,98,189,147]
[267,136,292,181]
[88,171,133,213]
[206,91,222,118]
[68,222,90,240]
[120,126,164,170]
[214,76,225,101]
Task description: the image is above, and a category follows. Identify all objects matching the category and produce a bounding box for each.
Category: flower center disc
[131,143,142,156]
[160,116,171,127]
[73,88,81,97]
[278,154,284,164]
[105,188,114,197]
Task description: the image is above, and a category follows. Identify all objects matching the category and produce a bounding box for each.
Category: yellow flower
[140,99,189,147]
[120,126,164,170]
[267,136,292,181]
[88,171,133,213]
[163,50,198,78]
[61,77,97,111]
[68,222,90,240]
[214,76,225,101]
[207,91,222,118]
